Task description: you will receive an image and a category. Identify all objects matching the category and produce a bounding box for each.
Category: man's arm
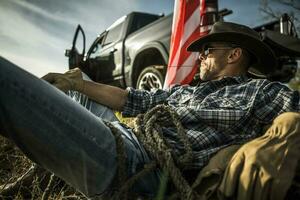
[254,81,300,123]
[83,80,128,111]
[42,68,128,111]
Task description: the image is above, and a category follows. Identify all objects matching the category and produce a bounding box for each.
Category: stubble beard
[199,62,211,81]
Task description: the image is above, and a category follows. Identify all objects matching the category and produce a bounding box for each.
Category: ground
[0,135,88,199]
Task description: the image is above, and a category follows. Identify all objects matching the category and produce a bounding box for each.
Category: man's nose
[198,53,206,62]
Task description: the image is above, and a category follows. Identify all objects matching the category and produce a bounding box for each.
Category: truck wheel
[136,66,165,90]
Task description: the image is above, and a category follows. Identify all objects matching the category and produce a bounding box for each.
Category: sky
[0,0,298,77]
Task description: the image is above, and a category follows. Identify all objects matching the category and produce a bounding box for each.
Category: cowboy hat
[187,21,277,76]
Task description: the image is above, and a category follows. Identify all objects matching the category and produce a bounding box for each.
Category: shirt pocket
[201,96,249,110]
[179,95,192,104]
[168,94,192,106]
[198,98,249,129]
[217,98,242,109]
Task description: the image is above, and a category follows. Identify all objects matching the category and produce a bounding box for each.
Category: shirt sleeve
[255,81,300,124]
[122,87,171,117]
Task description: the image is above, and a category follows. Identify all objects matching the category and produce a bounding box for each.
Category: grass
[0,135,87,199]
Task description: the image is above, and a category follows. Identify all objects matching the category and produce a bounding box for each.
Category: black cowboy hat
[187,21,277,76]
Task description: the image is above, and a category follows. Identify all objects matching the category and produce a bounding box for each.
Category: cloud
[0,4,66,49]
[0,0,70,77]
[0,0,174,77]
[1,51,66,78]
[9,0,76,26]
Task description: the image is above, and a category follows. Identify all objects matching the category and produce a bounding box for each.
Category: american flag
[163,0,218,89]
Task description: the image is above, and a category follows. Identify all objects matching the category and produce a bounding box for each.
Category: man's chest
[166,83,256,111]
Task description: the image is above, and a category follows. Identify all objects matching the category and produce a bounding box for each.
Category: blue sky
[0,0,298,77]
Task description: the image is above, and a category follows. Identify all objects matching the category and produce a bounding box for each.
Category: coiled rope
[105,105,203,200]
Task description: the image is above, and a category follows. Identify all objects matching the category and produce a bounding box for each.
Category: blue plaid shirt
[122,76,300,169]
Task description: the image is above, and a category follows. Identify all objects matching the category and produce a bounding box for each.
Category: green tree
[260,0,300,35]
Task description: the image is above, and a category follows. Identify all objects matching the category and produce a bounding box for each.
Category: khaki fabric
[192,112,300,200]
[218,112,300,200]
[193,145,241,200]
[42,68,84,92]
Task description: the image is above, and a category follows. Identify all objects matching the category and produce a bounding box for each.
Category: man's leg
[66,82,161,197]
[67,72,119,122]
[0,57,117,197]
[68,90,119,122]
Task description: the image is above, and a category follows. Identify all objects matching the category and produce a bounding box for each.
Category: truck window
[103,22,123,46]
[129,15,160,35]
[89,36,104,59]
[89,42,102,59]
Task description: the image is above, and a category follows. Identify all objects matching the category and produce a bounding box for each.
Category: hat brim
[187,32,277,75]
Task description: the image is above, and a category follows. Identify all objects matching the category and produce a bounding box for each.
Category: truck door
[86,21,124,86]
[65,25,86,70]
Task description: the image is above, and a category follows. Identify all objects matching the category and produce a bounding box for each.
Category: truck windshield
[103,22,123,46]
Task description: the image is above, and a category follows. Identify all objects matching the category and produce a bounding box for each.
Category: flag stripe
[168,0,185,67]
[170,6,200,69]
[184,0,200,24]
[169,1,200,69]
[164,0,217,89]
[168,24,201,84]
[171,53,198,83]
[168,5,200,73]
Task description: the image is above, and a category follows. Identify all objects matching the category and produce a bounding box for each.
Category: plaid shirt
[122,76,300,169]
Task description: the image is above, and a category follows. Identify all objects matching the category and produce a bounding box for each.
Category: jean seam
[6,80,114,153]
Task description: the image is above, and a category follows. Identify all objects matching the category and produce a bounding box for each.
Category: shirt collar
[196,75,249,86]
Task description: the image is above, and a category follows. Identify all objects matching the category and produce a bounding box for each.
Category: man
[0,21,299,199]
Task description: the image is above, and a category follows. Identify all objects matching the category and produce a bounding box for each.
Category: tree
[260,0,300,35]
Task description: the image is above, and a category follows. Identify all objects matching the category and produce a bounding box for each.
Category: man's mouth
[201,62,207,69]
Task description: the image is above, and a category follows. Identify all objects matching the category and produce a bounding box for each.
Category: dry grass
[0,135,87,199]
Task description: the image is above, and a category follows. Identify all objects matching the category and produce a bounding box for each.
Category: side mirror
[65,49,71,57]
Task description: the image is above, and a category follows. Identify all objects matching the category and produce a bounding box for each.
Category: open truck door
[65,25,86,70]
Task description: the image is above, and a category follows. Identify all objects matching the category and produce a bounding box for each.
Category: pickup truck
[65,11,300,90]
[66,12,171,90]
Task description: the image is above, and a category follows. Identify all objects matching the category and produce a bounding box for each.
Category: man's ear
[227,48,242,64]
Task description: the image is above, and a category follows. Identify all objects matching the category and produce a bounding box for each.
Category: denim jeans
[0,57,160,198]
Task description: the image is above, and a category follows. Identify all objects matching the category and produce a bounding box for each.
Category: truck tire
[136,65,165,90]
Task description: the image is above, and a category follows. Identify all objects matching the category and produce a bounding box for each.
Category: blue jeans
[0,57,160,198]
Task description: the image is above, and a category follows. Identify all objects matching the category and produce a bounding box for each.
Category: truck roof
[106,12,162,31]
[107,15,127,30]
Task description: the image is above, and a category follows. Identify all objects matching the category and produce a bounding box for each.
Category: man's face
[198,42,233,81]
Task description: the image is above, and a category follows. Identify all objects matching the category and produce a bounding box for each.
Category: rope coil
[105,105,202,200]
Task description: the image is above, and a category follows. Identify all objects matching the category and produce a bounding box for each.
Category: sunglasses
[199,44,240,58]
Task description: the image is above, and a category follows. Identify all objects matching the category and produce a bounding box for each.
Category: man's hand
[42,68,85,93]
[219,112,300,200]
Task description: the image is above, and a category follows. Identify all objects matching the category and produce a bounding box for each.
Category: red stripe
[201,0,206,16]
[168,0,185,66]
[181,63,199,84]
[165,0,212,88]
[169,27,209,85]
[168,0,200,68]
[184,0,200,24]
[176,26,201,67]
